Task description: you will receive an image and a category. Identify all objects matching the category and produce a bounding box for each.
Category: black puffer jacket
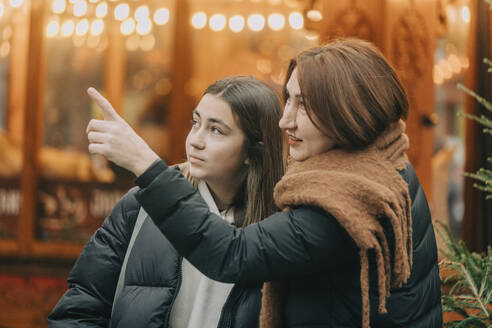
[136,161,443,328]
[48,187,262,328]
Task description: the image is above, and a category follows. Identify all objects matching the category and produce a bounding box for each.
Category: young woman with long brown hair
[49,76,285,328]
[82,38,442,328]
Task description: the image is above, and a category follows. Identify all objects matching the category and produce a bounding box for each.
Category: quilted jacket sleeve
[48,188,140,327]
[136,164,356,285]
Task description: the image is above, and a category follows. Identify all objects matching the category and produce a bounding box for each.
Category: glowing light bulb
[73,1,87,17]
[267,13,284,31]
[307,10,322,22]
[289,12,303,30]
[462,5,470,23]
[135,5,149,21]
[61,20,75,37]
[46,20,60,38]
[153,8,169,25]
[9,0,23,8]
[304,32,318,41]
[126,35,139,51]
[248,14,265,32]
[136,19,151,35]
[140,34,155,51]
[191,12,206,29]
[0,41,10,58]
[2,26,12,40]
[90,19,104,35]
[439,59,452,79]
[95,2,107,18]
[120,17,135,35]
[114,3,129,21]
[209,14,226,32]
[52,0,66,14]
[448,54,461,73]
[433,65,444,84]
[76,18,89,35]
[229,15,244,33]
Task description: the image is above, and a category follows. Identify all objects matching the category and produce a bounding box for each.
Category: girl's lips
[189,155,204,163]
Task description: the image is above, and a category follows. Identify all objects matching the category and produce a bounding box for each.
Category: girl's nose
[188,130,205,149]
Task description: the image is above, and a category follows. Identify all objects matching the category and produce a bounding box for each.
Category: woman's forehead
[286,68,300,94]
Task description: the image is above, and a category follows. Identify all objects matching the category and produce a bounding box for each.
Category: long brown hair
[181,76,286,227]
[284,38,408,149]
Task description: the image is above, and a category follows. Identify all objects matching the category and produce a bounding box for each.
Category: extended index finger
[87,87,121,122]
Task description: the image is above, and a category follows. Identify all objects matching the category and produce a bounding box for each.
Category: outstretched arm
[84,89,354,285]
[134,161,354,285]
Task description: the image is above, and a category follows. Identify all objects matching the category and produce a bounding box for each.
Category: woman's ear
[244,158,250,165]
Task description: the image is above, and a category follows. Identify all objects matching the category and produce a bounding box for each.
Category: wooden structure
[0,0,490,326]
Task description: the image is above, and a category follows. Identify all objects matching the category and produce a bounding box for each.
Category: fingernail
[88,87,95,94]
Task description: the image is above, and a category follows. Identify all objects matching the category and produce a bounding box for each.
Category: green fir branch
[457,84,492,114]
[447,43,492,327]
[458,112,492,129]
[439,224,492,326]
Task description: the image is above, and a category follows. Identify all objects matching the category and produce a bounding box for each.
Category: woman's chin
[289,150,308,162]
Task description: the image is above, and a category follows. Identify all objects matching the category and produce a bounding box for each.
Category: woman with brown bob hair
[85,38,442,327]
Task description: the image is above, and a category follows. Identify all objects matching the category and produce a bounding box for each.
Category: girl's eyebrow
[193,109,232,132]
[208,118,232,132]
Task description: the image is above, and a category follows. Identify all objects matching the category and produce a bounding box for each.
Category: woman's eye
[298,99,307,112]
[190,119,199,128]
[211,127,223,135]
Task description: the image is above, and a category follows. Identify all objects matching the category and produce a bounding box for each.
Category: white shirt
[168,181,235,328]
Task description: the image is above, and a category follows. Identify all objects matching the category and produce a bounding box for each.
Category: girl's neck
[206,179,240,212]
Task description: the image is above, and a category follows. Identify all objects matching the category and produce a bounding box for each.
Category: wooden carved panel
[330,4,374,42]
[320,0,385,51]
[392,4,431,168]
[383,0,436,198]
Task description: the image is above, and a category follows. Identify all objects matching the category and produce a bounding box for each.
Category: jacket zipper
[217,285,240,328]
[164,255,183,327]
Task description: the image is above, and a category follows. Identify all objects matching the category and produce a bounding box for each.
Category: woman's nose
[279,104,297,130]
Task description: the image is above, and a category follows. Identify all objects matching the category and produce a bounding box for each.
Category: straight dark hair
[284,38,409,149]
[181,76,286,227]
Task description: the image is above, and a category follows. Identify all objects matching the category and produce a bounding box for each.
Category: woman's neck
[205,179,240,212]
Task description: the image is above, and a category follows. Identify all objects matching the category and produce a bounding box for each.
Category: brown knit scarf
[259,120,412,328]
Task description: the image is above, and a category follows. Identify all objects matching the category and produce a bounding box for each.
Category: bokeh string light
[0,0,319,52]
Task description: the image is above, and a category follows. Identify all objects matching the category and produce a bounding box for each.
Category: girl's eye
[211,127,223,135]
